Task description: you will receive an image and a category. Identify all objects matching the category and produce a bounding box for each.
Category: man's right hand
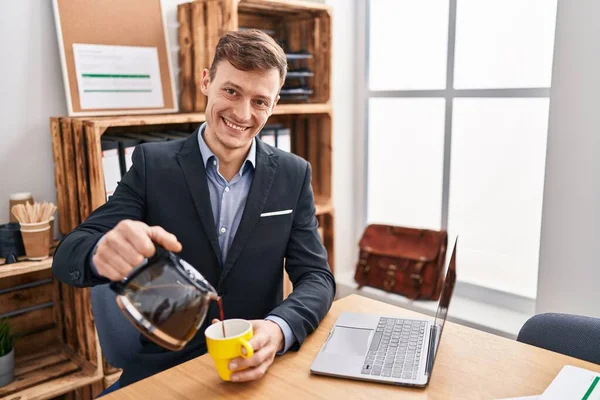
[92,219,182,281]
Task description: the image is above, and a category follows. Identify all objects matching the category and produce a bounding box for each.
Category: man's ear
[200,69,210,96]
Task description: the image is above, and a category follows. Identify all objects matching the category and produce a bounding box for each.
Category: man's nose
[232,100,252,123]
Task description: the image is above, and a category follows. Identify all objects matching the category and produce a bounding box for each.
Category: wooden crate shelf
[51,107,333,226]
[103,371,122,390]
[314,195,333,217]
[50,103,332,234]
[178,0,331,112]
[0,346,102,400]
[80,103,330,130]
[0,258,53,279]
[0,262,104,400]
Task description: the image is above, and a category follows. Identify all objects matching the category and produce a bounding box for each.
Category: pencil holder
[19,221,51,260]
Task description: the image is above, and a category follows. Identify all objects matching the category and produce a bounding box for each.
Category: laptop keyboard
[361,317,426,380]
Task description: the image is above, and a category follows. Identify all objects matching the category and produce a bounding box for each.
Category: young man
[52,30,335,388]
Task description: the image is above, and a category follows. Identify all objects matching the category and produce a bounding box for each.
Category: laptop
[310,239,457,387]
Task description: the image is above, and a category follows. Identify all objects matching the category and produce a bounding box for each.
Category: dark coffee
[111,246,219,351]
[125,284,209,342]
[217,297,226,337]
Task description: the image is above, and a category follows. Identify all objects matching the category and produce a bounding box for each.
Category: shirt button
[220,227,227,234]
[213,160,217,166]
[225,187,230,192]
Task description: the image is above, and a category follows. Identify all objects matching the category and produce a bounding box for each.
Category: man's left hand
[211,319,284,382]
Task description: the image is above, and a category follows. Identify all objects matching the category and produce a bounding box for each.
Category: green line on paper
[582,376,600,400]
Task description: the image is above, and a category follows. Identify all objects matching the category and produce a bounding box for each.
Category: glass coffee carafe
[110,246,219,351]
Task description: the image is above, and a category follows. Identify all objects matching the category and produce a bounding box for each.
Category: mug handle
[239,338,254,359]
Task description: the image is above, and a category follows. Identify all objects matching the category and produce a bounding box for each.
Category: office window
[448,99,549,298]
[365,0,557,299]
[454,0,557,89]
[369,0,449,90]
[368,98,445,230]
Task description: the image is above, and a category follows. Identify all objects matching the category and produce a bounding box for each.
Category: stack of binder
[177,0,331,111]
[252,29,314,103]
[49,115,203,235]
[258,124,291,152]
[100,131,193,201]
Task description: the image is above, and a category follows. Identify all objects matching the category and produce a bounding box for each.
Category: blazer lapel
[176,129,222,265]
[218,140,278,285]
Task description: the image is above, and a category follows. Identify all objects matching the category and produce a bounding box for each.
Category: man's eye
[256,100,267,107]
[225,88,236,95]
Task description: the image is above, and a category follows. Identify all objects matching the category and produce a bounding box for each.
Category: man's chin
[218,135,251,150]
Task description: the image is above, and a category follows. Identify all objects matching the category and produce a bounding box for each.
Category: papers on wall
[73,44,164,109]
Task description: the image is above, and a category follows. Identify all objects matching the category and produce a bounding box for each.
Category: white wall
[0,0,185,226]
[0,0,358,276]
[536,0,600,317]
[0,1,65,225]
[325,0,358,278]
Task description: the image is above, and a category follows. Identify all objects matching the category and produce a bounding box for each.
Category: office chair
[517,313,600,365]
[91,284,143,368]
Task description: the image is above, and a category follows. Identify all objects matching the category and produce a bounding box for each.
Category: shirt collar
[197,122,256,176]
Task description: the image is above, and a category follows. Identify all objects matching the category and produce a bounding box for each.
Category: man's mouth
[222,117,249,132]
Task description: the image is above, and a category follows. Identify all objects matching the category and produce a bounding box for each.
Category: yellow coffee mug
[205,319,254,381]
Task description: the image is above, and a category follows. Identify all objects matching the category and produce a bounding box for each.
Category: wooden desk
[105,294,600,399]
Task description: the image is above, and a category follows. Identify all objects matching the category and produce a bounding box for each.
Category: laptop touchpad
[323,326,373,357]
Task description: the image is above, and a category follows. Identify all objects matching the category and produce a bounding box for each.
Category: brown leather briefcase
[354,224,448,300]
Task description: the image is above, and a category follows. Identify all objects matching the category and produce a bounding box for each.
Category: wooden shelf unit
[0,260,103,400]
[0,347,102,400]
[178,0,331,112]
[51,108,334,230]
[50,103,333,234]
[0,258,53,279]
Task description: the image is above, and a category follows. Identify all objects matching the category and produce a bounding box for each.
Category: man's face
[201,61,280,151]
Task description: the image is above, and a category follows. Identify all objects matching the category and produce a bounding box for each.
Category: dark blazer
[52,129,336,386]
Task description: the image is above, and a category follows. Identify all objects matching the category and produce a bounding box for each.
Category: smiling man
[52,30,335,392]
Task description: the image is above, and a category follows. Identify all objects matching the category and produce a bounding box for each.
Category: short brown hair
[209,29,287,84]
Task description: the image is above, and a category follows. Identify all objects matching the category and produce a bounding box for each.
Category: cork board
[53,0,178,116]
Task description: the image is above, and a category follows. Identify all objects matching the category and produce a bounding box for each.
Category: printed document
[541,365,600,400]
[73,44,164,109]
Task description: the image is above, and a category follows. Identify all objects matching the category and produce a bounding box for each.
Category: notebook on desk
[310,239,457,387]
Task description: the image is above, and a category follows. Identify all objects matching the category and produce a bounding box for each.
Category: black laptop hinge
[425,325,438,376]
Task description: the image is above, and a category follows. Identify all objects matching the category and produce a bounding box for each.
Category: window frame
[355,0,554,312]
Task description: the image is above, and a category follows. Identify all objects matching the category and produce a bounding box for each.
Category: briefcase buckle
[384,267,396,291]
[410,273,423,288]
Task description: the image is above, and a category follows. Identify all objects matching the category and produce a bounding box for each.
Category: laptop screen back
[433,239,457,350]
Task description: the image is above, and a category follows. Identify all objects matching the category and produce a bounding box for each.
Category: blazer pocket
[259,210,293,224]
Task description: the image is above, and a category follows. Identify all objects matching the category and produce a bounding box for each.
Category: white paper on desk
[541,365,600,399]
[73,44,164,109]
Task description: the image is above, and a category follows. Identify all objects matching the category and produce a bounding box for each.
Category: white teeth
[223,118,246,131]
